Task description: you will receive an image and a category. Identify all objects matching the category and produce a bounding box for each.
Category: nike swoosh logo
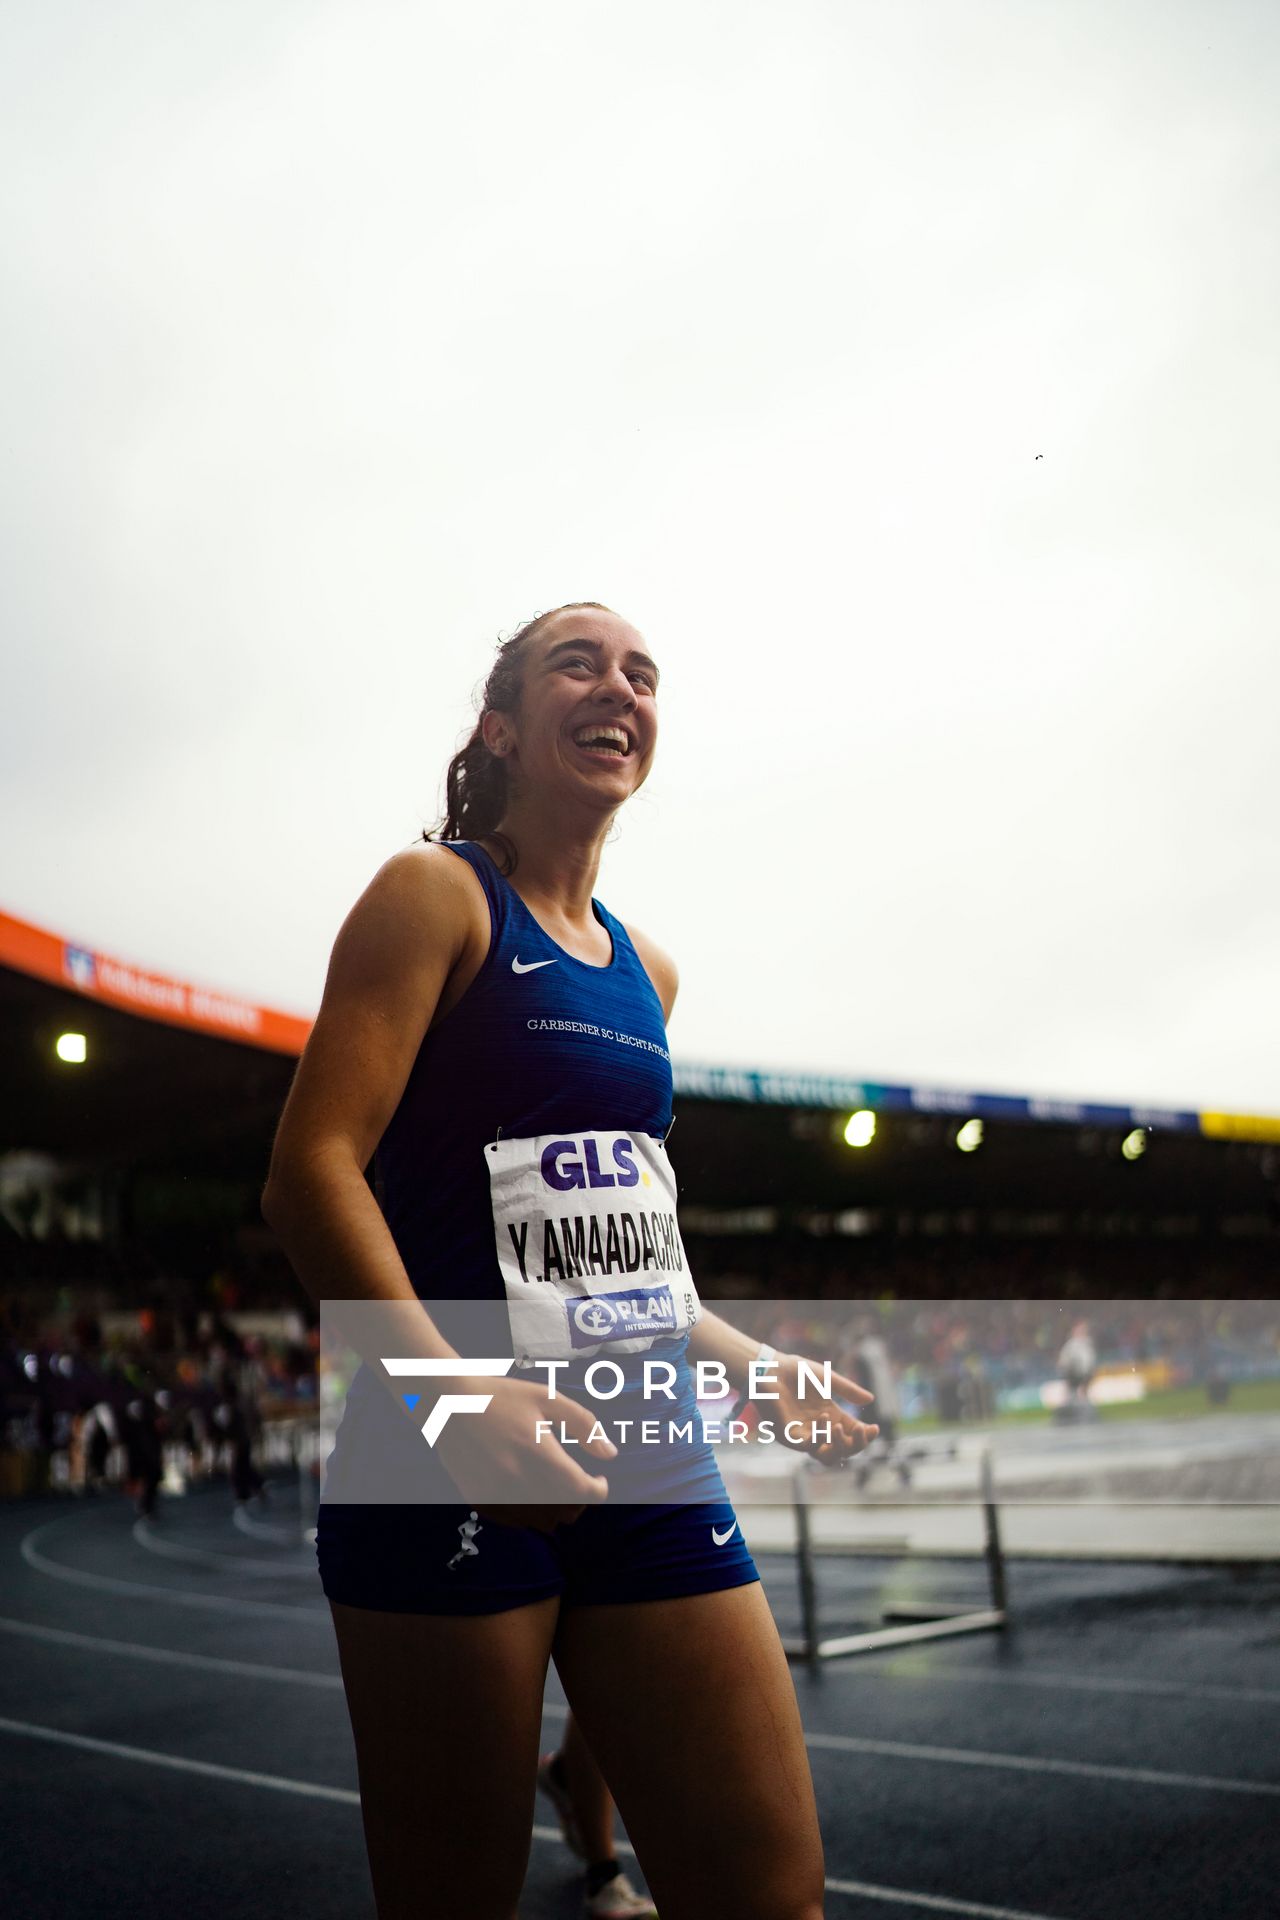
[511,956,559,974]
[711,1522,738,1546]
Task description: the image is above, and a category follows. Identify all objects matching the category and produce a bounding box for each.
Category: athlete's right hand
[429,1374,616,1535]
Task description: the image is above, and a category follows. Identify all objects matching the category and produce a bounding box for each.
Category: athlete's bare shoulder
[266,843,492,1179]
[623,921,679,1024]
[380,838,488,920]
[328,840,486,993]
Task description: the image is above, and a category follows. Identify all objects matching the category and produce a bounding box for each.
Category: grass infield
[901,1375,1280,1432]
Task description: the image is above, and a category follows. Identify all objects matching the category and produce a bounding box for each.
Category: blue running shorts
[316,1496,759,1616]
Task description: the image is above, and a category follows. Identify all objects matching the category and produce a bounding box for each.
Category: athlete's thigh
[329,1595,559,1920]
[551,1581,824,1920]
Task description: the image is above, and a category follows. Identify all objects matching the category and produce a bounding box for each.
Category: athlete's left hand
[770,1353,879,1468]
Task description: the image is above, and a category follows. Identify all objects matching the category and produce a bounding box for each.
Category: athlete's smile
[570,721,635,761]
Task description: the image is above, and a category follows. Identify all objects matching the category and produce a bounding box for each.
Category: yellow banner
[1200,1111,1280,1144]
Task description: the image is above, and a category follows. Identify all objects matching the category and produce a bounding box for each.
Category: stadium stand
[3,901,1278,1500]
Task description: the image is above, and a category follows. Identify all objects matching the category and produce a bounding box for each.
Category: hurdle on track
[780,1447,1009,1666]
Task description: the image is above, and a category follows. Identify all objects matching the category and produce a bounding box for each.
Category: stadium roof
[0,906,301,1163]
[3,902,1278,1152]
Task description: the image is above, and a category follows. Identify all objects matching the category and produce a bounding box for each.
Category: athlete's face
[490,610,659,808]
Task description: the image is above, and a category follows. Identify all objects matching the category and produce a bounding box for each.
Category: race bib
[486,1129,702,1362]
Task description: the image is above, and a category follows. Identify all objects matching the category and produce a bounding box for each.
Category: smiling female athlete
[262,602,877,1920]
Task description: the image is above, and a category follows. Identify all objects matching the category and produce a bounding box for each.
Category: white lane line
[805,1730,1280,1798]
[824,1878,1061,1920]
[20,1519,326,1621]
[132,1517,315,1580]
[837,1657,1280,1709]
[16,1522,1276,1804]
[0,1715,359,1803]
[558,1702,1278,1799]
[0,1615,342,1688]
[233,1496,315,1547]
[0,1716,1065,1920]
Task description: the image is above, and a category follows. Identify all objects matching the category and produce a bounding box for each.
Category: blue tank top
[376,840,676,1308]
[328,839,713,1502]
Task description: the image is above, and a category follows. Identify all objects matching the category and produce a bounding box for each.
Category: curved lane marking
[0,1615,340,1687]
[131,1517,315,1580]
[19,1517,325,1621]
[232,1502,315,1548]
[0,1715,1066,1919]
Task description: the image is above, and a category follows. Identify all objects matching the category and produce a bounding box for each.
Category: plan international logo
[567,1286,679,1348]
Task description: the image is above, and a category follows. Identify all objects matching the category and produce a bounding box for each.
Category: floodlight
[1121,1128,1147,1161]
[843,1109,876,1148]
[956,1118,984,1153]
[55,1032,87,1064]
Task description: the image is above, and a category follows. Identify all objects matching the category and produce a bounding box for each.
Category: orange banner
[0,904,312,1056]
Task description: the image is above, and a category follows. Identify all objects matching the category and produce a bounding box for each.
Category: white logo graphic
[447,1510,484,1571]
[64,945,98,990]
[512,955,558,974]
[711,1521,738,1546]
[572,1296,619,1339]
[381,1357,514,1445]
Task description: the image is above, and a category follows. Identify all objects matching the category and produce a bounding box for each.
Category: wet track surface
[2,1480,1278,1919]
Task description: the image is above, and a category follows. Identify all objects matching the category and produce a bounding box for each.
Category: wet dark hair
[424,602,614,873]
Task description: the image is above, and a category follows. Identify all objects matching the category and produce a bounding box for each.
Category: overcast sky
[1,0,1276,1115]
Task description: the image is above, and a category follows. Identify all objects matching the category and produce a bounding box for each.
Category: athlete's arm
[262,845,613,1515]
[262,844,472,1331]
